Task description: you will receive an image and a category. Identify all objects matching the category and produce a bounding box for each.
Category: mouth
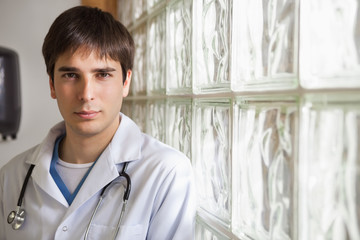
[74,110,100,119]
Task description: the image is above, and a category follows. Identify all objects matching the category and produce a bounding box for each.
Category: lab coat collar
[24,113,143,208]
[109,113,142,164]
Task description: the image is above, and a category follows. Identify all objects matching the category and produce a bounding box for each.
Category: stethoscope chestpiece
[7,207,26,230]
[8,164,34,231]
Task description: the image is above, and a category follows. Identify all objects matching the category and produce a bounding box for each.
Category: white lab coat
[0,114,196,240]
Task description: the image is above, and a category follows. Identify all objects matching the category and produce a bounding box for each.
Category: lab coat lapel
[30,149,69,207]
[26,122,68,207]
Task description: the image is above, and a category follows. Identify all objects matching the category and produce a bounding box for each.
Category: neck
[59,120,120,164]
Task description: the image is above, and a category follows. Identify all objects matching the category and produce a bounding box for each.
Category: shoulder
[139,133,192,176]
[141,133,190,164]
[0,145,38,180]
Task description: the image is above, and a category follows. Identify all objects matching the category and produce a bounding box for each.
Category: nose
[78,77,94,101]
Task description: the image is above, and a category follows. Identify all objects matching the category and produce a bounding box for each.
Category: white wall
[0,0,80,168]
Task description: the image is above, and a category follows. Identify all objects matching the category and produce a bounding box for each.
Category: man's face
[50,48,131,138]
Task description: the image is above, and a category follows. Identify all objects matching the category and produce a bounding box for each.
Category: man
[0,6,195,239]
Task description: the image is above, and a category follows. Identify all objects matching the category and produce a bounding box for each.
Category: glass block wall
[118,0,360,239]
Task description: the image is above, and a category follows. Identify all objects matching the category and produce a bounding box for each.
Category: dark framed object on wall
[0,46,21,140]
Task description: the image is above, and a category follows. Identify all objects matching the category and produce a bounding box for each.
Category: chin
[67,122,102,137]
[76,129,102,138]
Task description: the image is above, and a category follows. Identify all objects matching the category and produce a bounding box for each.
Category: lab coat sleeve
[147,158,196,240]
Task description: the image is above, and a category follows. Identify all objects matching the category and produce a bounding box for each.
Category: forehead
[55,47,121,67]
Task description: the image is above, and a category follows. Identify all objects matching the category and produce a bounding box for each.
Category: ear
[49,76,57,99]
[122,70,132,97]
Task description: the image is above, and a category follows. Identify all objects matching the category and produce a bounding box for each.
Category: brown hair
[42,6,135,82]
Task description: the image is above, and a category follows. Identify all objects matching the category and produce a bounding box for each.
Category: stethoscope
[7,161,131,240]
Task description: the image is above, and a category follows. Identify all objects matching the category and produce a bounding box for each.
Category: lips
[75,110,100,119]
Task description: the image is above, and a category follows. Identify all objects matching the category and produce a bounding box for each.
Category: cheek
[54,88,70,99]
[101,84,124,100]
[101,88,123,112]
[53,86,75,106]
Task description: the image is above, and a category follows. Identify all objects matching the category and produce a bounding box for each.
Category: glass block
[146,99,166,142]
[131,24,147,96]
[299,93,360,240]
[147,11,166,95]
[118,0,133,27]
[232,96,298,240]
[133,0,147,21]
[192,98,231,226]
[166,0,193,95]
[231,0,298,92]
[196,216,232,240]
[130,99,148,132]
[166,98,192,159]
[147,0,165,12]
[192,0,231,94]
[299,1,360,89]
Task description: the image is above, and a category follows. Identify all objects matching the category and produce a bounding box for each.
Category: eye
[96,72,111,79]
[63,73,79,80]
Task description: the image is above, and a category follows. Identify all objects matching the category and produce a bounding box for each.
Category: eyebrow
[57,66,117,73]
[93,67,116,73]
[58,66,79,72]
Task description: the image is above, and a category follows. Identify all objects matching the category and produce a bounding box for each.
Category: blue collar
[49,135,97,205]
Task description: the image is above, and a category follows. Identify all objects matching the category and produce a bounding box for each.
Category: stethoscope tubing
[84,161,131,240]
[17,164,35,206]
